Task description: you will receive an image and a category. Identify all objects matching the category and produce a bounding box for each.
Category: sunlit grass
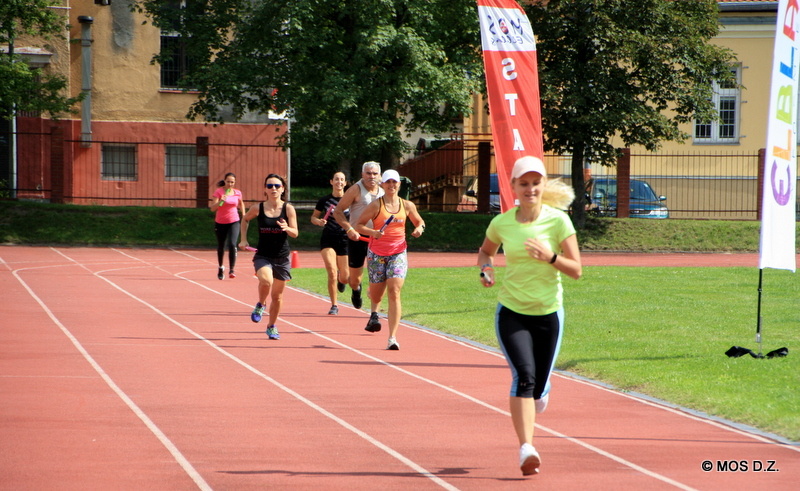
[291,266,800,442]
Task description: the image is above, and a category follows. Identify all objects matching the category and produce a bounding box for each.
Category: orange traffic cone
[291,250,300,268]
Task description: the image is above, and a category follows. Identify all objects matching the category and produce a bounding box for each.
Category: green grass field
[290,265,800,442]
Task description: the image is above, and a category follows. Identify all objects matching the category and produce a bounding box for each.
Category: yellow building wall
[718,16,775,155]
[640,12,776,158]
[66,0,198,123]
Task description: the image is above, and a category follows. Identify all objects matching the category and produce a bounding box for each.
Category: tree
[135,0,485,179]
[524,0,737,226]
[0,0,83,119]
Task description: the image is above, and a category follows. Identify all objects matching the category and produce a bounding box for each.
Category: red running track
[289,250,767,268]
[1,246,797,490]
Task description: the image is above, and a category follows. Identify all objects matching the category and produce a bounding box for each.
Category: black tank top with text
[256,202,290,258]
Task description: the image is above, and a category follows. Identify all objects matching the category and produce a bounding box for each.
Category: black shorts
[253,254,292,281]
[320,231,348,256]
[347,238,369,269]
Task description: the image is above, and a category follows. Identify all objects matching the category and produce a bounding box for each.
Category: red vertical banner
[477,0,544,212]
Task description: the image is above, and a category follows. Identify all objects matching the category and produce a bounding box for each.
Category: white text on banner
[477,0,544,213]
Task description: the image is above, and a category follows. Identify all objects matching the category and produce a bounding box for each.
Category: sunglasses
[265,183,282,189]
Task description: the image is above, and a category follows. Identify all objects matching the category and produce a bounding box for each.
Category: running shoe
[328,305,339,315]
[266,325,280,340]
[229,270,236,279]
[519,443,541,476]
[365,312,381,332]
[387,337,400,350]
[535,394,549,414]
[251,302,265,323]
[217,266,224,280]
[337,281,346,293]
[351,287,363,310]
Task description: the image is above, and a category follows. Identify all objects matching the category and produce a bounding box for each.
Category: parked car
[589,178,669,219]
[458,173,500,213]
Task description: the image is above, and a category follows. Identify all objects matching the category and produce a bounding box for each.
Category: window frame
[159,0,193,90]
[101,143,138,181]
[164,144,198,181]
[694,66,741,145]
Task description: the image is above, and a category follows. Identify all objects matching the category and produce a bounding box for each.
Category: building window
[694,67,740,144]
[160,34,190,88]
[101,144,137,181]
[165,144,198,181]
[160,0,192,89]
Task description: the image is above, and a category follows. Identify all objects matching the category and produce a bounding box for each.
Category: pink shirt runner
[213,188,243,224]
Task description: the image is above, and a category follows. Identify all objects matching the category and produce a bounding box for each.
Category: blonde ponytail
[542,178,575,210]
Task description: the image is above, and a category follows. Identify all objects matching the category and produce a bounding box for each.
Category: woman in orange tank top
[354,169,426,350]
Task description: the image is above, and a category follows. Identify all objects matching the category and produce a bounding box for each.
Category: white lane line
[560,374,800,452]
[69,248,459,491]
[11,260,212,491]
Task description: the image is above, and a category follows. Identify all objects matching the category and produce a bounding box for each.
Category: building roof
[718,0,778,12]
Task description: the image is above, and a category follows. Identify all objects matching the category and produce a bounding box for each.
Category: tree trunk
[340,158,357,181]
[571,143,587,228]
[380,145,399,170]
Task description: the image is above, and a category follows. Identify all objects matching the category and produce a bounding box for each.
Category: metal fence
[4,130,287,208]
[4,128,799,220]
[474,150,800,220]
[577,151,769,220]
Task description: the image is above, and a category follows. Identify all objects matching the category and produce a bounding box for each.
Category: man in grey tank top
[333,161,385,310]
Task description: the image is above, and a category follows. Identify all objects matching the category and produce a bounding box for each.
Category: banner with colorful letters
[477,0,544,213]
[759,0,799,272]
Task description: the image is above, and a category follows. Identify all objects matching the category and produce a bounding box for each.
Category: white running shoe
[387,337,400,350]
[519,443,541,476]
[535,394,549,414]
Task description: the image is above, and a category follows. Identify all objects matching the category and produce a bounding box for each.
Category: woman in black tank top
[239,174,298,339]
[311,171,350,315]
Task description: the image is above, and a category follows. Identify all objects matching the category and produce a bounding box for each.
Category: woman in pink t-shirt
[210,172,246,279]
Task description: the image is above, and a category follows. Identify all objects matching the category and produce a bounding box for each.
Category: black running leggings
[496,305,562,399]
[214,221,240,270]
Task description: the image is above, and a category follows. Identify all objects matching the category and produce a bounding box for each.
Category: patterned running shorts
[367,250,408,283]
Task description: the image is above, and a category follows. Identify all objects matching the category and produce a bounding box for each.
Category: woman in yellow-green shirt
[477,156,582,477]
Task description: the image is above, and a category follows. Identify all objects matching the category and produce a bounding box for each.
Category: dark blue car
[590,178,669,219]
[459,173,500,213]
